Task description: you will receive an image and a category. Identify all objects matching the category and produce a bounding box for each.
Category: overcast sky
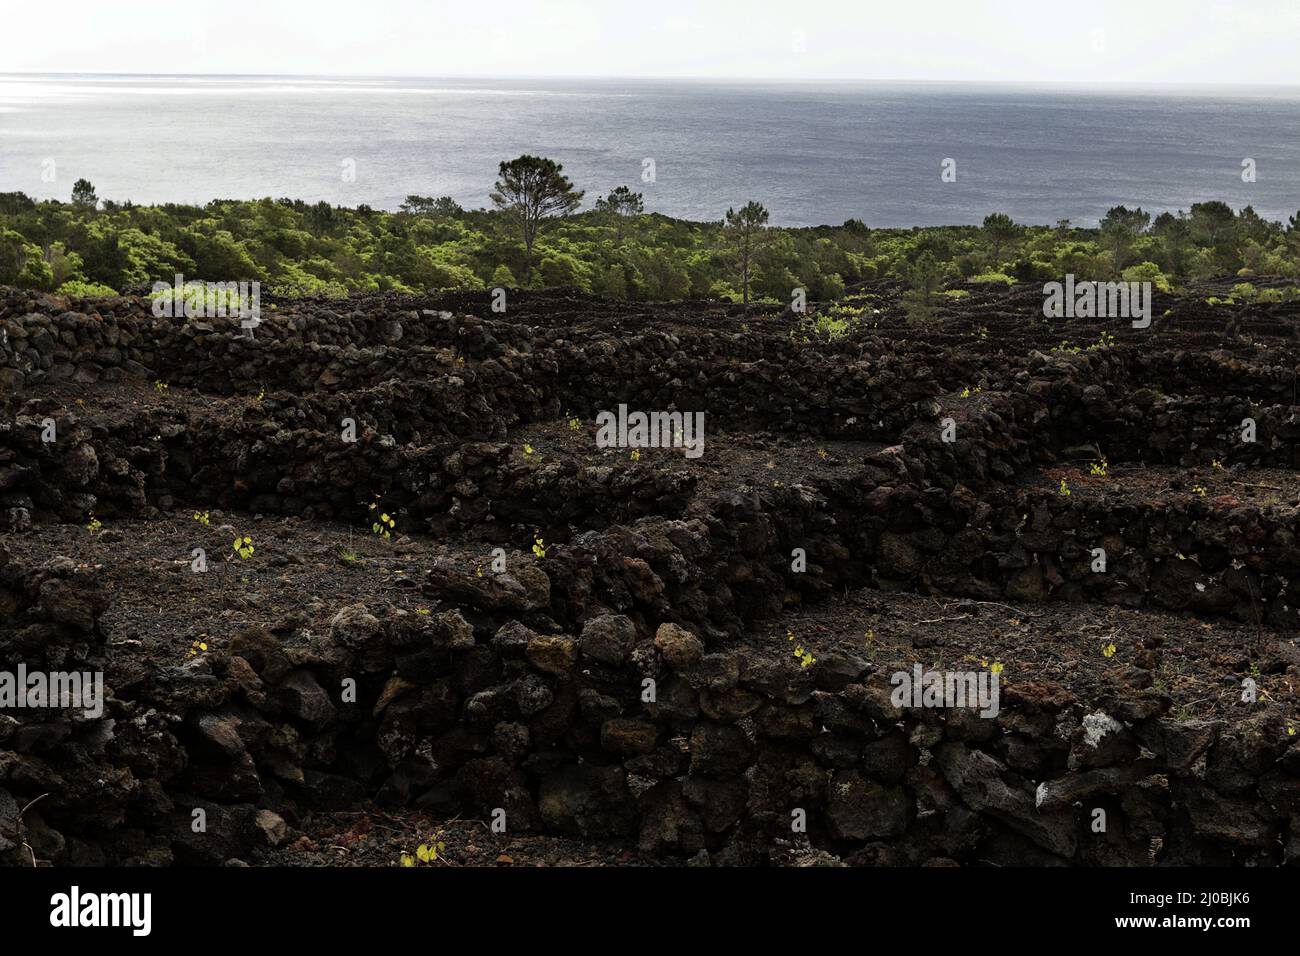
[5,0,1298,85]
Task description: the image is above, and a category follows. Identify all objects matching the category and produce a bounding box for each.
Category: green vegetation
[399,837,446,867]
[593,185,644,242]
[231,535,255,560]
[902,253,943,322]
[4,167,1300,304]
[369,501,396,541]
[722,200,775,306]
[785,629,815,668]
[489,154,583,280]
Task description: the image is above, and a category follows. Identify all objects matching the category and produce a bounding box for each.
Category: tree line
[2,159,1299,308]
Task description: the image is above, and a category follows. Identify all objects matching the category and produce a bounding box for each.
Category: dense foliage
[3,169,1300,303]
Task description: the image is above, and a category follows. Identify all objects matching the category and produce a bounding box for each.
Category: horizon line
[4,70,1300,90]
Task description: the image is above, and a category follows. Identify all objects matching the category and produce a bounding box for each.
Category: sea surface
[2,73,1299,227]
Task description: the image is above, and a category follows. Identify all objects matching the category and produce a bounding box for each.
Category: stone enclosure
[2,281,1299,866]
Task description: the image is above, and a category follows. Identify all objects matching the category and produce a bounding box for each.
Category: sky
[3,0,1298,85]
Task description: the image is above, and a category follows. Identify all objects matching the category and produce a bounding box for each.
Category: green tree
[43,242,84,287]
[401,195,464,218]
[594,186,644,241]
[1151,212,1192,277]
[1189,201,1236,248]
[1187,201,1240,274]
[902,253,944,323]
[1099,205,1150,270]
[1120,260,1171,292]
[722,201,772,307]
[305,201,337,236]
[1235,205,1275,245]
[71,179,98,210]
[0,229,54,288]
[489,155,584,279]
[0,231,31,285]
[539,253,585,289]
[981,212,1018,266]
[598,263,628,299]
[0,192,36,216]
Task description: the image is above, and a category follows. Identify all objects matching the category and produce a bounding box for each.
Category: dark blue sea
[2,73,1298,227]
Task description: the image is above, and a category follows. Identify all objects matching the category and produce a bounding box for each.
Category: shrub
[1230,282,1258,303]
[1120,260,1172,292]
[56,279,120,299]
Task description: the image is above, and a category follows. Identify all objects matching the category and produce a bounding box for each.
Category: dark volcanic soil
[7,517,1296,722]
[3,281,1300,867]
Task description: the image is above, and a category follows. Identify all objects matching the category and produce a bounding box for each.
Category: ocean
[2,73,1299,228]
